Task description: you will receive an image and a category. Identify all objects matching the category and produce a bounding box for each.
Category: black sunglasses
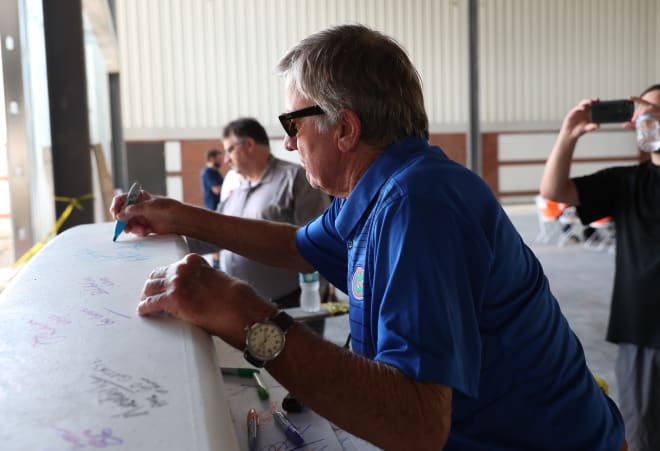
[278,105,325,137]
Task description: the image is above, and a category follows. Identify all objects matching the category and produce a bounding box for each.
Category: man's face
[283,86,338,192]
[222,134,248,176]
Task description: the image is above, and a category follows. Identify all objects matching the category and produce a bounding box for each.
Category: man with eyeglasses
[188,117,330,334]
[112,24,625,450]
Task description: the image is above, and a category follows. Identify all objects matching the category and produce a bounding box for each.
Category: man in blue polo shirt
[113,24,626,450]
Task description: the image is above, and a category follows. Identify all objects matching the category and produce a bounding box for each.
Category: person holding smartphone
[541,84,660,451]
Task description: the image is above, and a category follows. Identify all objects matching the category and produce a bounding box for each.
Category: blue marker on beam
[112,182,141,242]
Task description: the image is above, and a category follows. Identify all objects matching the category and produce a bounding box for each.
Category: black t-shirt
[574,161,660,349]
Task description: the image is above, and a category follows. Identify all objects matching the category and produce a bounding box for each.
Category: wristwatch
[243,311,294,368]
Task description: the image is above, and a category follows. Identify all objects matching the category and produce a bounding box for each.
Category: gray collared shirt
[190,156,330,301]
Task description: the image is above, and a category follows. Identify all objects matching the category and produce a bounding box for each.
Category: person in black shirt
[541,84,660,451]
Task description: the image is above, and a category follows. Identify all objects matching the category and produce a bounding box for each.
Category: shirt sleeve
[202,169,221,189]
[573,167,623,224]
[296,199,348,292]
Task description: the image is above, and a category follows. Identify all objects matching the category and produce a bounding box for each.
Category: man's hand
[109,191,182,237]
[627,96,660,128]
[138,254,277,348]
[560,98,601,140]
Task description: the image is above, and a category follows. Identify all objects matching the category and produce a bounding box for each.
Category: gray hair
[276,24,428,148]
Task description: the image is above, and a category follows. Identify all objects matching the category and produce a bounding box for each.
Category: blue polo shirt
[296,137,624,449]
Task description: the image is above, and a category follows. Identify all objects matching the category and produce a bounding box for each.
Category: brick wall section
[429,133,466,167]
[481,133,499,196]
[179,139,224,206]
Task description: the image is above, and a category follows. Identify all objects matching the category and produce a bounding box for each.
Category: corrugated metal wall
[481,0,658,125]
[117,0,659,140]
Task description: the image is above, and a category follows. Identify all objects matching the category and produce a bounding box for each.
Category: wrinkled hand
[109,190,182,237]
[138,254,277,348]
[627,96,660,129]
[560,98,600,139]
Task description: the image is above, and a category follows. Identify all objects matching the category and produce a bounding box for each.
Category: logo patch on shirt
[351,267,365,300]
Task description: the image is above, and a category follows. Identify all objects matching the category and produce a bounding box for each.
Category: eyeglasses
[278,105,325,137]
[225,140,245,154]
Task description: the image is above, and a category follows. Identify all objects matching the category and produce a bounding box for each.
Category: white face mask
[637,114,660,152]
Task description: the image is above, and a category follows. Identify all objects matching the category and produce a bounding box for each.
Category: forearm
[540,130,579,204]
[267,323,451,450]
[172,203,314,272]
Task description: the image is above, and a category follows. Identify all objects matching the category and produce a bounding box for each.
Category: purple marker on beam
[273,410,304,446]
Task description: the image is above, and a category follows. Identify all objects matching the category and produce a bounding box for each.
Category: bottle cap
[636,114,660,152]
[299,272,319,283]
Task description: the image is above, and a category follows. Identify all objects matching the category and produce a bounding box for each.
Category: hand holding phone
[589,99,634,124]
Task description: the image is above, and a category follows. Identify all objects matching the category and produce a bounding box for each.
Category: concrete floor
[0,204,620,405]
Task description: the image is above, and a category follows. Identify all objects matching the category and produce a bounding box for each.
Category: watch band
[243,311,294,368]
[269,310,294,332]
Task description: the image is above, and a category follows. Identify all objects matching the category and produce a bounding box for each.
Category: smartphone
[589,99,634,123]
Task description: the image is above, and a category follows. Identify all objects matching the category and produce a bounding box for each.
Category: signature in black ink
[89,360,168,418]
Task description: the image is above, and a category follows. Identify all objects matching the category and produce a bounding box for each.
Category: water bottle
[636,114,660,152]
[299,272,321,312]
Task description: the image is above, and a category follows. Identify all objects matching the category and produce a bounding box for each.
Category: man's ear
[336,109,361,152]
[243,137,255,149]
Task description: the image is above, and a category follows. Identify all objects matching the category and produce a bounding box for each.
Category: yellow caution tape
[13,193,94,268]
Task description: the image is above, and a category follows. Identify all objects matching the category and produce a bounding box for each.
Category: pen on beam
[247,408,259,451]
[273,410,304,446]
[252,372,269,400]
[112,181,141,242]
[221,367,261,378]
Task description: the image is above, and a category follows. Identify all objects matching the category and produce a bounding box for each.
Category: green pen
[252,372,269,400]
[221,367,261,378]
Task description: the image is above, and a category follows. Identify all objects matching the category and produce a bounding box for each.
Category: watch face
[246,322,285,361]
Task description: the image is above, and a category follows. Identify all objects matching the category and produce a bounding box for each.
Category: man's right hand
[540,99,599,205]
[109,191,184,237]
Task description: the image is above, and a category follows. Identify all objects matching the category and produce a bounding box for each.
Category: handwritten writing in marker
[81,277,115,296]
[89,360,169,418]
[52,427,123,449]
[76,248,150,263]
[104,308,131,319]
[80,308,116,327]
[25,315,70,347]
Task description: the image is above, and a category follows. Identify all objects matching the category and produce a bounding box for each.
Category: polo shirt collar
[245,155,276,189]
[335,136,430,240]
